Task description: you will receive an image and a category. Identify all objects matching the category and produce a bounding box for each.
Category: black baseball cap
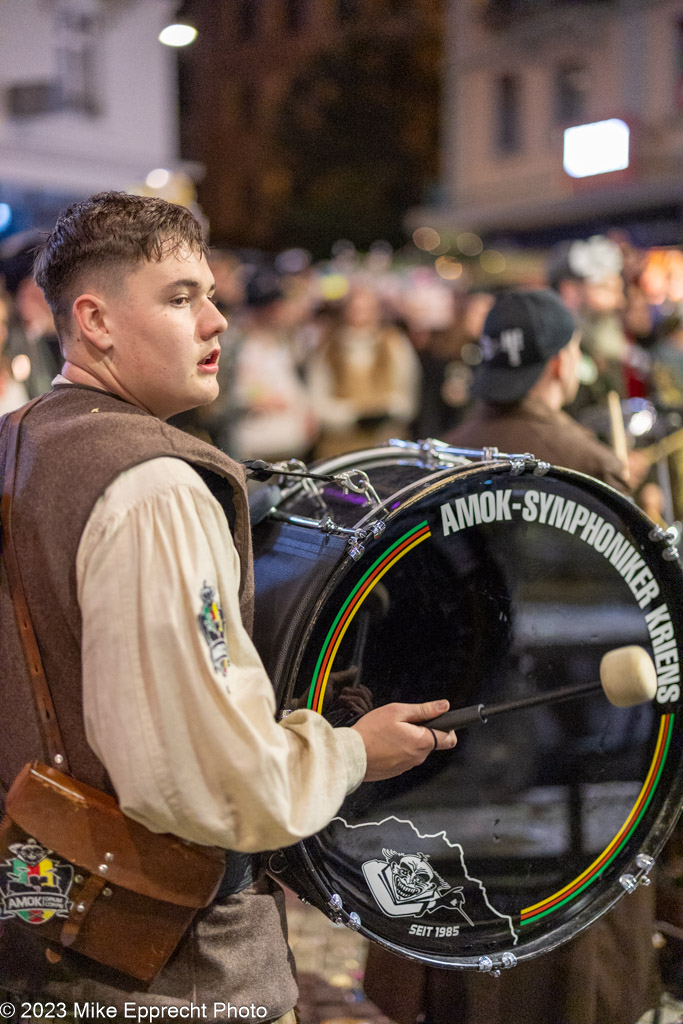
[472,289,577,403]
[0,230,45,294]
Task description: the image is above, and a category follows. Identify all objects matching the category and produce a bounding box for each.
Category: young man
[0,192,455,1022]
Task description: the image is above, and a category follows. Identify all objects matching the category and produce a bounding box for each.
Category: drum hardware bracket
[620,853,656,894]
[478,952,518,975]
[334,469,381,507]
[325,893,361,930]
[648,524,680,562]
[267,509,386,558]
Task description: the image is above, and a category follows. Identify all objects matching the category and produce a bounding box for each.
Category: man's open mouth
[199,348,220,367]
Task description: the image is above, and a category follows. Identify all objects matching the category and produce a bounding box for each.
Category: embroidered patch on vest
[198,581,230,676]
[0,840,74,924]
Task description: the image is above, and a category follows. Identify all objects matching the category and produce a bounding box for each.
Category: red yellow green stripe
[307,521,432,711]
[520,713,674,925]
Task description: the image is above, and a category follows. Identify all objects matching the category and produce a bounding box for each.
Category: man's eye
[171,295,190,306]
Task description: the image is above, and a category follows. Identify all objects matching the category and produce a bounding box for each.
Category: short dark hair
[33,191,208,337]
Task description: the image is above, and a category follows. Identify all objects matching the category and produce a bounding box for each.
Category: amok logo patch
[198,581,230,677]
[0,840,74,924]
[363,848,473,923]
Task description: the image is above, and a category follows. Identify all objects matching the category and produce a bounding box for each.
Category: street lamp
[158,22,197,46]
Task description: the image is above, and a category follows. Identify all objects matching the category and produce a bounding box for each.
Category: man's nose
[201,302,228,337]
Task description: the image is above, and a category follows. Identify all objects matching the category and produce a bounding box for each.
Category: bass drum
[251,445,683,971]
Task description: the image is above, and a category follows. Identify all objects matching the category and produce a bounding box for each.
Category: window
[284,0,309,33]
[240,0,262,39]
[337,0,359,24]
[495,74,522,155]
[555,65,587,125]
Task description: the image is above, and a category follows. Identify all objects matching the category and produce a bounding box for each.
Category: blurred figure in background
[231,269,317,462]
[402,277,492,441]
[549,236,650,413]
[308,281,420,458]
[0,230,62,397]
[0,287,28,415]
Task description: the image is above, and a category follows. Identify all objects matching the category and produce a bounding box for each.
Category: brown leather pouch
[0,763,225,983]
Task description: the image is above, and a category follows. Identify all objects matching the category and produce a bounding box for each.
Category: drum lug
[648,524,680,562]
[510,459,526,476]
[278,708,293,720]
[346,912,361,931]
[327,892,345,925]
[635,853,655,886]
[533,461,550,476]
[347,540,365,561]
[619,873,639,893]
[478,952,517,975]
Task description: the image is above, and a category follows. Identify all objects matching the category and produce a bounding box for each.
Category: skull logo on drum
[363,847,470,921]
[387,851,446,903]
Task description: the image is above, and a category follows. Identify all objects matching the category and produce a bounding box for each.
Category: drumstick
[425,646,657,732]
[607,390,630,481]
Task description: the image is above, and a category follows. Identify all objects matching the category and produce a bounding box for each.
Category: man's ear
[547,351,563,380]
[72,293,112,353]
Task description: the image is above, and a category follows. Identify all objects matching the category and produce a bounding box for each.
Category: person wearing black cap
[445,287,630,493]
[363,290,660,1024]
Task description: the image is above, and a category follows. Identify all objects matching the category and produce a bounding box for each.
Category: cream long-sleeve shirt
[75,454,366,853]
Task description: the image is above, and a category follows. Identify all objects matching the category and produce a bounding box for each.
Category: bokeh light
[145,168,171,190]
[11,354,31,382]
[457,232,484,257]
[0,204,12,233]
[319,273,349,301]
[480,249,506,274]
[413,227,441,251]
[435,256,463,280]
[158,24,198,47]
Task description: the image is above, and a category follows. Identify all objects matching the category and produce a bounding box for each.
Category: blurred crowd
[1,229,682,522]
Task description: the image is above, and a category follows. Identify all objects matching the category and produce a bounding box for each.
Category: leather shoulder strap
[1,398,71,774]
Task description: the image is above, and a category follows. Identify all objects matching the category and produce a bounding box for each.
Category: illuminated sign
[563,119,630,178]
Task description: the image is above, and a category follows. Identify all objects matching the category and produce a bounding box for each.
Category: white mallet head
[600,646,658,708]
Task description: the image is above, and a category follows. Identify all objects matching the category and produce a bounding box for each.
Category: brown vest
[0,386,297,1021]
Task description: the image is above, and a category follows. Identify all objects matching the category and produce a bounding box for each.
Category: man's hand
[351,700,457,781]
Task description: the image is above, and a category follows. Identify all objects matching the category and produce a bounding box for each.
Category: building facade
[410,0,683,247]
[0,0,181,234]
[178,0,443,251]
